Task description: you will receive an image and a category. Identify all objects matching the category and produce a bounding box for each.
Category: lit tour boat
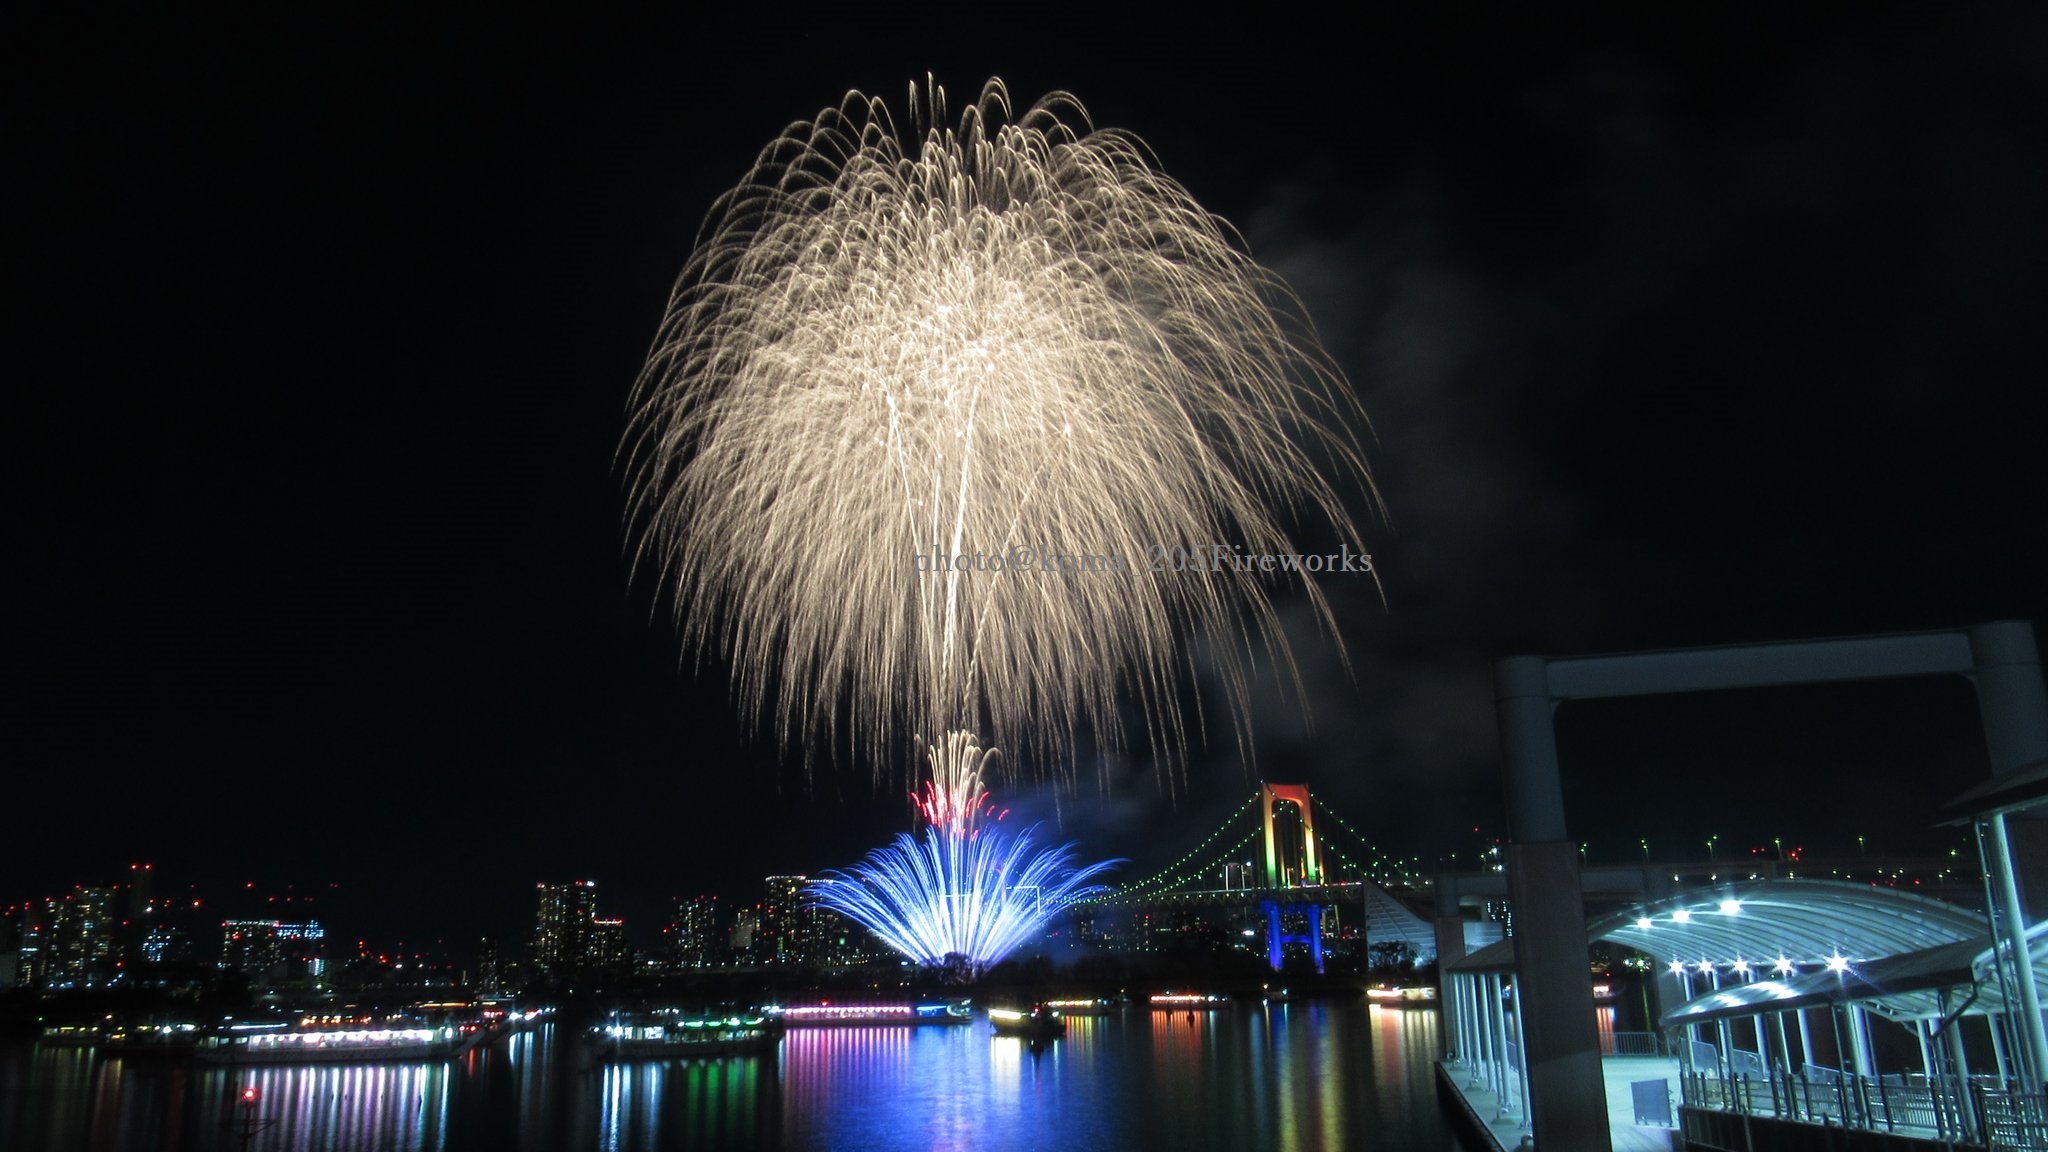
[104,1021,203,1056]
[1365,985,1439,1007]
[1040,997,1118,1016]
[1149,992,1232,1010]
[192,1006,526,1064]
[593,1010,782,1061]
[195,1021,463,1064]
[37,1023,110,1047]
[766,1000,973,1027]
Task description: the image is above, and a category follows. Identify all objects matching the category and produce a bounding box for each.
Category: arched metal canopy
[1592,878,1984,970]
[1663,920,2048,1026]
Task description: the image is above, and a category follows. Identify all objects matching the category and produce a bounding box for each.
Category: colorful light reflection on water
[0,1006,1465,1151]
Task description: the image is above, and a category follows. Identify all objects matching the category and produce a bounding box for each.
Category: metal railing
[1598,1030,1665,1057]
[1981,1088,2048,1152]
[1679,1065,2048,1148]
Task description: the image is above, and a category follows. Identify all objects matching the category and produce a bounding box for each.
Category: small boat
[989,1004,1066,1040]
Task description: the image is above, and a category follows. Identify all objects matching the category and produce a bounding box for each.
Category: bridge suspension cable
[1091,794,1258,901]
[1308,789,1423,881]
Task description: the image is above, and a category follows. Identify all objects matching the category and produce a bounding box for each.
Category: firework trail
[625,77,1375,780]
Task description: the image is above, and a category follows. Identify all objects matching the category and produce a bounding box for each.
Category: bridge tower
[1259,783,1325,973]
[1260,783,1321,887]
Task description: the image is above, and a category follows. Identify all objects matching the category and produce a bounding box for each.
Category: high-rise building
[47,886,120,988]
[221,919,325,983]
[222,920,282,974]
[669,895,722,968]
[761,875,813,963]
[14,903,48,988]
[476,936,501,993]
[810,906,870,965]
[277,921,327,979]
[532,880,600,973]
[0,904,23,989]
[590,918,629,969]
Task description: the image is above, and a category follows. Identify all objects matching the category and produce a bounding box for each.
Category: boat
[194,1022,463,1064]
[988,1004,1066,1040]
[1040,997,1119,1015]
[37,1024,108,1047]
[103,1022,202,1057]
[1366,985,1438,1007]
[1149,992,1231,1010]
[594,1011,782,1061]
[768,1000,973,1026]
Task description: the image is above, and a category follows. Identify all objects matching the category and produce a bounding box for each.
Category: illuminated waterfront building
[590,917,629,969]
[531,880,628,974]
[476,936,501,993]
[668,895,722,967]
[810,906,871,965]
[46,886,120,988]
[277,921,327,978]
[222,919,281,973]
[0,905,24,989]
[221,919,325,982]
[761,875,809,962]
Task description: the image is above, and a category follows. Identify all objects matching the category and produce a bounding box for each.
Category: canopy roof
[1594,879,1984,968]
[1445,879,1985,977]
[1661,919,2048,1026]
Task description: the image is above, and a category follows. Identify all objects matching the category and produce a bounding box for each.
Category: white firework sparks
[625,77,1375,780]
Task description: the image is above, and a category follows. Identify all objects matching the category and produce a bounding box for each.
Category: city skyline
[9,9,2046,947]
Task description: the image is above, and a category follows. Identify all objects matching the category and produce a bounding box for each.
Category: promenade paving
[1436,1054,1681,1151]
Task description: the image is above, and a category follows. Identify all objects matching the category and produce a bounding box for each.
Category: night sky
[9,10,2045,952]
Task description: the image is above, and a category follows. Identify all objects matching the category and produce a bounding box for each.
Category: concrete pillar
[1496,655,1611,1150]
[1491,972,1514,1107]
[1456,972,1475,1077]
[1512,982,1535,1129]
[1433,874,1467,1057]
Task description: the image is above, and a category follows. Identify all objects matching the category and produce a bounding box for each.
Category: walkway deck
[1436,1055,1681,1152]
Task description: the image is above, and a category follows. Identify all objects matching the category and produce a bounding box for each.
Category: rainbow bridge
[1083,784,1436,973]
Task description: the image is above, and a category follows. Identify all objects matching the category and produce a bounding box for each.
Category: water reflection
[1,1004,1470,1151]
